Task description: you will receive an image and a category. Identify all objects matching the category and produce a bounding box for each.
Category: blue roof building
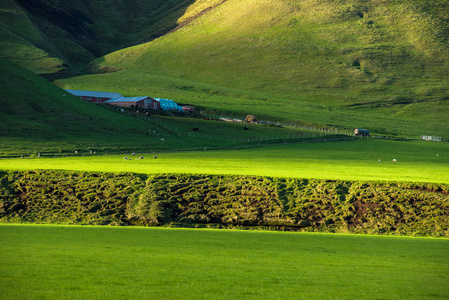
[65,89,123,102]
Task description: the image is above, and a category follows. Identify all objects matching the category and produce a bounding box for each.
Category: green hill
[1,58,329,156]
[55,0,449,137]
[1,0,449,139]
[0,57,178,154]
[0,0,226,78]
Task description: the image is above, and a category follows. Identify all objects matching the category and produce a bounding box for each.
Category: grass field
[0,224,448,299]
[1,139,448,183]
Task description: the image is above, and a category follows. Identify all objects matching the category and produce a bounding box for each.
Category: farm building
[105,96,160,110]
[154,98,183,112]
[144,97,162,110]
[65,89,123,103]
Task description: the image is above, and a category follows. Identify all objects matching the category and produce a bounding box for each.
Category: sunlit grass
[1,224,448,299]
[2,139,448,183]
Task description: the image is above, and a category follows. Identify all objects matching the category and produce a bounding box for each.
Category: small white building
[421,135,442,142]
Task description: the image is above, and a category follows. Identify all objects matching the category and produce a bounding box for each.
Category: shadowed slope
[0,0,228,78]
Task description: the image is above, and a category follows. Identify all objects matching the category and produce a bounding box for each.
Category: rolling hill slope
[0,0,226,78]
[56,0,449,136]
[1,58,330,156]
[0,57,185,154]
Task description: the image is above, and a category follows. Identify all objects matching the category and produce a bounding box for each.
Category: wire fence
[6,106,446,159]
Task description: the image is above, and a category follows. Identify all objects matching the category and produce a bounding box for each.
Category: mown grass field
[0,224,448,299]
[1,139,448,183]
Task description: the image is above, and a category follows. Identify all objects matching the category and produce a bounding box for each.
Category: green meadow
[2,139,448,183]
[1,1,449,298]
[1,224,448,299]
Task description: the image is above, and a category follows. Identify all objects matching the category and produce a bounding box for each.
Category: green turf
[0,224,448,299]
[1,139,448,183]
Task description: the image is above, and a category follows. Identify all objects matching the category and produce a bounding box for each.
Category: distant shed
[65,89,123,103]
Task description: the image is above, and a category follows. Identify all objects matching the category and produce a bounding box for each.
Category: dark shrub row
[1,170,448,237]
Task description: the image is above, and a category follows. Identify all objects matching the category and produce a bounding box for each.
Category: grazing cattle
[192,128,199,131]
[354,128,370,136]
[153,156,158,159]
[124,157,128,160]
[393,159,397,162]
[132,153,136,156]
[161,138,165,141]
[243,126,249,130]
[139,156,144,160]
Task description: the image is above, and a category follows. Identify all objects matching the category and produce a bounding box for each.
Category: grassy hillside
[0,57,178,151]
[0,0,226,77]
[56,0,449,136]
[1,57,335,155]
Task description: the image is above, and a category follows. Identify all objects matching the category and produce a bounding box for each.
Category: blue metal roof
[65,89,123,98]
[105,96,149,103]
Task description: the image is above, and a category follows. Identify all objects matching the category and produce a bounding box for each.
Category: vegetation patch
[1,170,448,237]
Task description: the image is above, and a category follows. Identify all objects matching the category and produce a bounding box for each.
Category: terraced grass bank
[1,170,448,237]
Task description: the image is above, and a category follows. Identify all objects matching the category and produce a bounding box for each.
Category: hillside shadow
[14,0,229,75]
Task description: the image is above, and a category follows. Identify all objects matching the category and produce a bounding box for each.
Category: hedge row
[1,170,448,237]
